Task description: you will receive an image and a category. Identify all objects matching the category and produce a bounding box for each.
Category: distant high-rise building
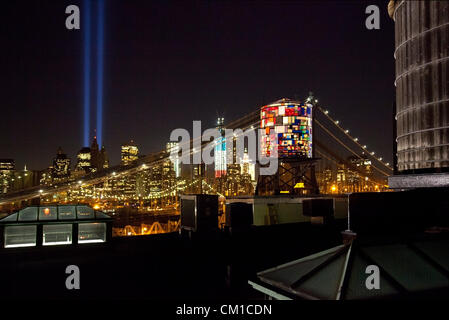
[100,145,109,169]
[241,147,256,181]
[75,137,108,174]
[166,142,181,178]
[121,140,139,166]
[214,117,227,178]
[0,159,15,194]
[52,147,71,180]
[76,147,92,173]
[90,136,100,171]
[40,167,53,186]
[348,155,372,175]
[0,159,14,171]
[11,165,40,191]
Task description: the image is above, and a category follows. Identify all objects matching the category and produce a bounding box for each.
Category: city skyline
[1,0,448,303]
[1,0,395,170]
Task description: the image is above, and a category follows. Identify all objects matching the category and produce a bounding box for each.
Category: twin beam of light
[83,0,105,147]
[96,0,104,147]
[83,0,91,147]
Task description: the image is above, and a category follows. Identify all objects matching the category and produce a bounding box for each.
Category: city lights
[1,0,447,303]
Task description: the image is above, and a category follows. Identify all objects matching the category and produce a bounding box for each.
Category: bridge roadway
[0,110,261,205]
[0,106,392,205]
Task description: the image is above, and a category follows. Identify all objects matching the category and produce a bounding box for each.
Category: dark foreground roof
[250,236,449,300]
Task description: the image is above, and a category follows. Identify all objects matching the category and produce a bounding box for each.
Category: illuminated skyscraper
[215,117,227,178]
[349,155,372,175]
[241,147,256,181]
[0,159,15,194]
[121,140,139,166]
[100,145,109,169]
[166,141,181,178]
[52,147,71,181]
[11,165,40,191]
[74,136,108,174]
[76,147,92,173]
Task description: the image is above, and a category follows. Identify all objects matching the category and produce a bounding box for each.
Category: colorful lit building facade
[260,98,313,159]
[214,117,227,178]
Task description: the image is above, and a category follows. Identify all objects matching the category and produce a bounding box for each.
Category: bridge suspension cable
[315,120,392,177]
[316,106,393,171]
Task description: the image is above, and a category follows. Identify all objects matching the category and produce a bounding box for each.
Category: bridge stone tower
[256,96,319,196]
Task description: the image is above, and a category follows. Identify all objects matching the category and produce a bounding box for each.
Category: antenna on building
[342,193,357,244]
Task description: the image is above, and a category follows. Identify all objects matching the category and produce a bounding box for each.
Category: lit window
[58,206,76,220]
[18,207,38,221]
[43,224,72,246]
[78,223,106,244]
[76,205,95,219]
[4,225,37,248]
[39,206,57,220]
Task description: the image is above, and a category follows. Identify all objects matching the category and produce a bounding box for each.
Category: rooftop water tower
[256,96,319,195]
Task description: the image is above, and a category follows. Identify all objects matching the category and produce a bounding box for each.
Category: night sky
[0,0,395,170]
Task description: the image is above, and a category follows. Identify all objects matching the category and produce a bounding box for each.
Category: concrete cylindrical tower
[390,0,449,173]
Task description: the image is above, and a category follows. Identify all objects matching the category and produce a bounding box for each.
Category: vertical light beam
[83,0,91,147]
[96,0,105,147]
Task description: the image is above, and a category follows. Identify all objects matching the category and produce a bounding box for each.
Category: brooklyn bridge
[0,95,393,236]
